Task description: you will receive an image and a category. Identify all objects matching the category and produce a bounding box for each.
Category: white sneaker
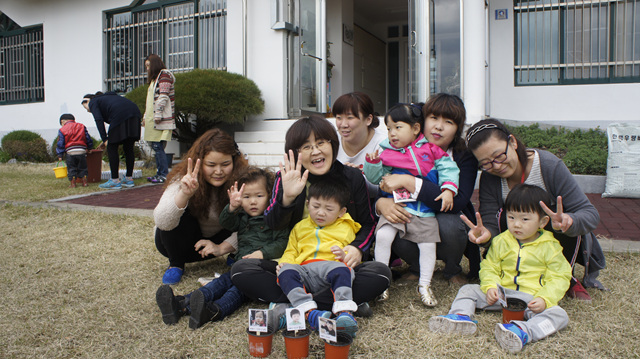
[418,285,437,307]
[377,289,389,302]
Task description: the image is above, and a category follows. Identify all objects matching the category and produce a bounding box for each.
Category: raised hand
[279,150,309,206]
[180,158,200,198]
[227,181,245,212]
[540,196,573,233]
[460,212,492,244]
[365,149,380,163]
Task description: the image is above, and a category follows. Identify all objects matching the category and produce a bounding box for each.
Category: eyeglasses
[298,139,331,154]
[478,140,510,171]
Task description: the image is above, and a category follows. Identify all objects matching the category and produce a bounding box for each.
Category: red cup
[502,298,527,324]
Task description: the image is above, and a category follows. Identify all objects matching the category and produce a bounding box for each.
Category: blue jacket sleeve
[90,102,108,142]
[84,126,94,149]
[56,130,66,157]
[416,149,478,214]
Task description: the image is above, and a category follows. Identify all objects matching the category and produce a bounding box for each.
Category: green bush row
[506,123,607,175]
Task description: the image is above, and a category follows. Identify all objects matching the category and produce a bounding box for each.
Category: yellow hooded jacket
[480,229,572,309]
[279,212,361,265]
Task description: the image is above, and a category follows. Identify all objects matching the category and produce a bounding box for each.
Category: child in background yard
[276,179,361,338]
[363,103,459,306]
[56,113,93,188]
[155,166,289,329]
[429,184,572,353]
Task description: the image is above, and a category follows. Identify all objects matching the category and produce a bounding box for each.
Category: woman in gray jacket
[461,119,606,301]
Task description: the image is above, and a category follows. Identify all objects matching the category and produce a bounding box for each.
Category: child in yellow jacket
[277,179,361,338]
[429,184,572,353]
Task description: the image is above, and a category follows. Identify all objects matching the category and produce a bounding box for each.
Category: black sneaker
[156,285,182,325]
[354,302,373,318]
[151,175,166,184]
[189,290,222,329]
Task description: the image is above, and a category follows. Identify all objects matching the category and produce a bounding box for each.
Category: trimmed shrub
[125,69,264,146]
[1,130,51,162]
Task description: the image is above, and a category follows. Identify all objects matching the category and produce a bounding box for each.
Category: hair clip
[465,123,500,143]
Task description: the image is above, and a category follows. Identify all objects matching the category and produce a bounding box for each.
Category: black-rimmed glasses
[478,141,509,171]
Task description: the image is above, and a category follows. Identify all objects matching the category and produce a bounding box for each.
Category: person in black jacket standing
[82,91,141,189]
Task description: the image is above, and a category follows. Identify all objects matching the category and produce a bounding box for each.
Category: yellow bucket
[53,161,68,179]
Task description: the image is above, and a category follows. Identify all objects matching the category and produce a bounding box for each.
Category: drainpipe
[242,0,248,77]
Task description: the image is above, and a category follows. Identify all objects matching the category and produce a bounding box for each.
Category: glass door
[291,0,326,115]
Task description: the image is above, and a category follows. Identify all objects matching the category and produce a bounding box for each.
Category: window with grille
[104,0,226,93]
[514,0,640,85]
[0,25,44,105]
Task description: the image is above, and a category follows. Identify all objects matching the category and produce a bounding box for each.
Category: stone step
[237,142,285,155]
[243,119,298,131]
[234,131,287,143]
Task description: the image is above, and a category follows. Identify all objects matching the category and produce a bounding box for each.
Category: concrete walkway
[45,184,640,253]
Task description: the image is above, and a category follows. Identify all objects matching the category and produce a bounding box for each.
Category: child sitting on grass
[429,184,572,353]
[156,167,289,329]
[56,113,93,188]
[276,179,361,338]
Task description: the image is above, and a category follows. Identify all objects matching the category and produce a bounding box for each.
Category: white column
[462,0,486,124]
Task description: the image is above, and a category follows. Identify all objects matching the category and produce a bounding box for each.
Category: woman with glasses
[231,115,391,317]
[462,118,606,300]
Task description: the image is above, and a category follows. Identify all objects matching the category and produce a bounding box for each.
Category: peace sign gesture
[174,158,200,209]
[279,149,309,207]
[460,212,492,244]
[539,196,573,232]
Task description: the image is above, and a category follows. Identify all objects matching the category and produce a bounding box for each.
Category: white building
[1,0,639,163]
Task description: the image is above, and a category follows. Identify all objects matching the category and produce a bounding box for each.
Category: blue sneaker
[495,323,528,353]
[162,267,184,285]
[335,312,358,338]
[99,178,122,190]
[428,314,478,335]
[120,176,134,188]
[268,302,290,332]
[305,309,332,332]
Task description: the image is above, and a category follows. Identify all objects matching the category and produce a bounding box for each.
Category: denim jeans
[151,141,168,177]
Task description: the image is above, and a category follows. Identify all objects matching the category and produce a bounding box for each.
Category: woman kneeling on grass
[153,128,248,285]
[462,118,607,300]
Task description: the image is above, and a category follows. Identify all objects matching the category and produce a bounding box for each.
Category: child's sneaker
[99,178,122,189]
[305,309,332,332]
[495,323,529,353]
[268,302,290,332]
[189,290,222,329]
[120,176,135,188]
[335,311,358,338]
[162,267,184,285]
[418,285,438,307]
[151,175,166,184]
[155,284,184,325]
[428,314,477,335]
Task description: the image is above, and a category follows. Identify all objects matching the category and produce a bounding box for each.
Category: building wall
[0,0,130,142]
[488,0,640,127]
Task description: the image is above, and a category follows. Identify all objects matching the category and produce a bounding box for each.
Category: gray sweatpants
[279,261,357,314]
[449,284,569,343]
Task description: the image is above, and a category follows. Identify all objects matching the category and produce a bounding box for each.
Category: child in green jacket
[155,167,289,329]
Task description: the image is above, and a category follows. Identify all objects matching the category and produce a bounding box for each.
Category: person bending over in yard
[155,166,288,329]
[276,179,361,338]
[153,128,249,285]
[429,184,572,353]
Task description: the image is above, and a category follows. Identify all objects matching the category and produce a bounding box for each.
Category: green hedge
[1,130,51,162]
[506,123,607,175]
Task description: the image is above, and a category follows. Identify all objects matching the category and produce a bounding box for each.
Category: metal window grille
[104,0,226,93]
[0,25,44,105]
[514,0,640,85]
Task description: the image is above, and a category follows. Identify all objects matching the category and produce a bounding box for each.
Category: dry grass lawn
[0,164,638,358]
